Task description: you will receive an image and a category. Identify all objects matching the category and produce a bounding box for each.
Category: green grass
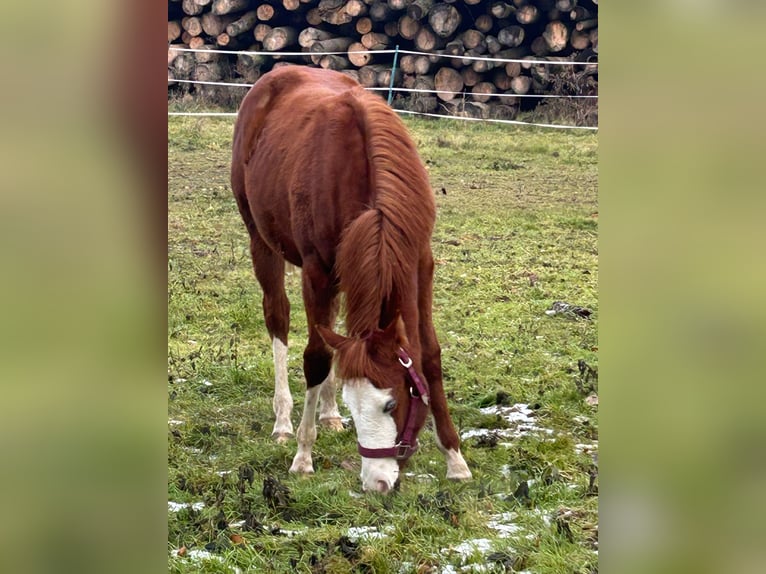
[168,114,598,573]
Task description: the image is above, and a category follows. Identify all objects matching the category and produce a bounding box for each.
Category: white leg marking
[289,384,320,474]
[445,448,472,480]
[272,338,294,442]
[432,417,472,480]
[318,368,343,431]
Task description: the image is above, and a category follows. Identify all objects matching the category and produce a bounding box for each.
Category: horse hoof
[289,458,315,475]
[447,469,473,481]
[271,432,294,444]
[319,417,344,431]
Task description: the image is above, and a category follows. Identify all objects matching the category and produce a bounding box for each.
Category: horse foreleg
[418,252,471,480]
[289,383,320,474]
[317,368,343,431]
[271,337,294,443]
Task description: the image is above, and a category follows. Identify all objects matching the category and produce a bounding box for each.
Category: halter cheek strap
[357,348,430,461]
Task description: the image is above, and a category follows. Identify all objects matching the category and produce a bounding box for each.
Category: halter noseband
[356,348,430,461]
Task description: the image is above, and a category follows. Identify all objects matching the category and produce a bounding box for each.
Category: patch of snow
[168,501,204,512]
[216,470,233,476]
[168,419,184,426]
[175,378,187,383]
[574,442,598,455]
[487,512,523,538]
[202,379,213,386]
[229,520,245,529]
[444,538,494,562]
[346,525,388,541]
[461,403,555,443]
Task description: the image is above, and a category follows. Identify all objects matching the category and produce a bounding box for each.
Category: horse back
[232,67,373,271]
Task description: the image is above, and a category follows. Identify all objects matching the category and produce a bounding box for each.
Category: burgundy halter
[356,348,430,461]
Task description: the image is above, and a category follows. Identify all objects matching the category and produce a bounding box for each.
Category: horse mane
[336,91,435,336]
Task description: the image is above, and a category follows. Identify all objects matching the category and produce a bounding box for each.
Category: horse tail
[337,91,435,334]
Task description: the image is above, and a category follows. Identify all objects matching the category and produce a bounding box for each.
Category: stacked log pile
[168,0,598,120]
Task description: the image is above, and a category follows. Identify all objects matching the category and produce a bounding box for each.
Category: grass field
[168,114,598,573]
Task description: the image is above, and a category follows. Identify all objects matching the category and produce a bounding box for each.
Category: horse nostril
[376,480,390,494]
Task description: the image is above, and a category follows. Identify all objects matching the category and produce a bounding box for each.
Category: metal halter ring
[398,355,413,368]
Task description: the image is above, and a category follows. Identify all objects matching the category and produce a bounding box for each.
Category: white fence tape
[168,46,598,67]
[168,45,598,130]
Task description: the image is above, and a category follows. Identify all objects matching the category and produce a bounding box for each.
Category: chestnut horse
[231,66,471,493]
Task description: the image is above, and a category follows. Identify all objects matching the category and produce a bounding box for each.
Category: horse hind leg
[289,258,340,474]
[250,233,294,443]
[318,368,343,431]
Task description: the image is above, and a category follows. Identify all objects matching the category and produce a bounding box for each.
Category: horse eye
[383,399,397,414]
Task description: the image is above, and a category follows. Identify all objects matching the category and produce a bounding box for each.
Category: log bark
[461,29,484,50]
[361,32,389,49]
[263,27,298,51]
[358,64,389,87]
[298,27,335,47]
[212,0,250,16]
[570,7,592,21]
[429,4,461,38]
[492,67,513,91]
[491,1,514,19]
[485,35,502,54]
[460,66,481,87]
[475,15,493,33]
[504,60,521,77]
[531,36,550,57]
[172,53,196,80]
[311,37,355,58]
[201,12,236,37]
[348,42,373,66]
[345,0,368,17]
[254,24,273,42]
[576,19,598,32]
[168,21,182,43]
[543,20,568,52]
[193,62,224,82]
[414,26,444,51]
[306,9,322,25]
[369,1,391,22]
[569,29,590,50]
[510,75,531,95]
[182,0,204,16]
[398,15,421,40]
[497,25,524,47]
[407,0,434,20]
[193,45,221,63]
[434,66,463,101]
[384,21,399,37]
[488,102,518,120]
[377,66,402,87]
[319,0,354,25]
[320,54,350,70]
[387,0,409,11]
[226,11,258,37]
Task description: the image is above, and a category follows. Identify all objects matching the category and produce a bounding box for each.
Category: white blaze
[342,378,399,492]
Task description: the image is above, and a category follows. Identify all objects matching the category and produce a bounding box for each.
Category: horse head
[317,317,430,493]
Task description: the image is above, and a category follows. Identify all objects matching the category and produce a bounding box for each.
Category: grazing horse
[230,66,471,493]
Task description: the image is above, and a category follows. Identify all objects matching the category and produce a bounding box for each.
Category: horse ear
[382,315,409,345]
[316,325,347,350]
